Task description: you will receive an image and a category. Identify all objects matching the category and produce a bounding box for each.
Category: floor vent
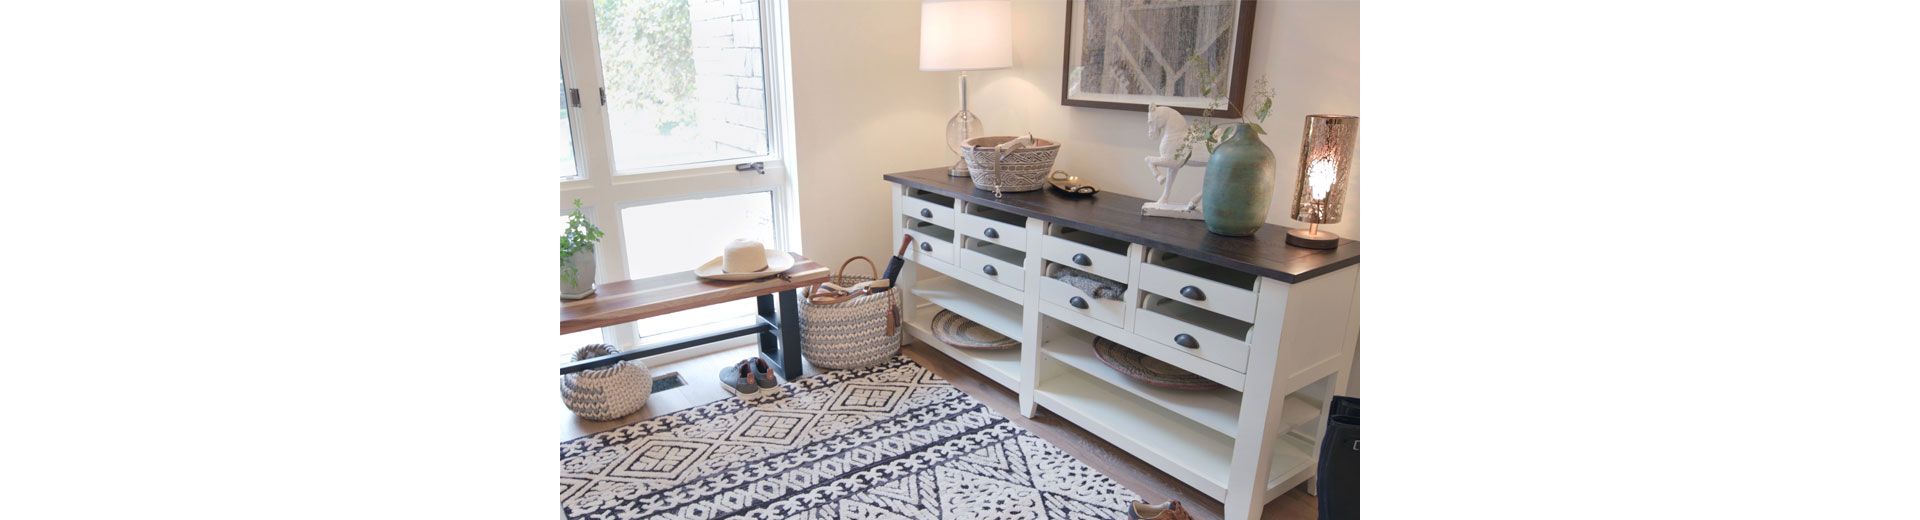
[651,372,688,393]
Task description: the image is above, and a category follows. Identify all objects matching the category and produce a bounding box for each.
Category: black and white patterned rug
[560,356,1139,519]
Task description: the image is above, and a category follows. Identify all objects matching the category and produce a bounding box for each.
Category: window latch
[568,88,582,108]
[735,162,765,174]
[599,87,606,106]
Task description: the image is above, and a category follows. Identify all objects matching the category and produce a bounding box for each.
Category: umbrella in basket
[811,235,913,304]
[878,234,914,292]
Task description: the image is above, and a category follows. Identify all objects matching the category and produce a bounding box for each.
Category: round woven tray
[929,310,1018,350]
[1091,336,1222,390]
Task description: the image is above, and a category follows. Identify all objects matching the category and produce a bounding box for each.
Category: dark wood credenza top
[884,167,1359,284]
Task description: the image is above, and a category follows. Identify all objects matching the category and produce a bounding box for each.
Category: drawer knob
[1071,253,1092,266]
[983,227,999,239]
[1180,285,1206,301]
[920,242,933,252]
[1068,296,1089,309]
[1174,333,1199,349]
[982,264,997,276]
[920,208,933,218]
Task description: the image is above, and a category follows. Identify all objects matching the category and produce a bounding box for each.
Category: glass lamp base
[946,108,982,178]
[1285,227,1341,249]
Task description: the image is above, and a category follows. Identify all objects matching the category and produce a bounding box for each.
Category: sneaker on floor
[720,360,760,397]
[749,358,779,390]
[1127,500,1192,520]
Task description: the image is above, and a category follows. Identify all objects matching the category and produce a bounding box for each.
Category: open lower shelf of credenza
[1034,367,1316,501]
[911,275,1021,339]
[1040,328,1325,440]
[905,302,1022,390]
[1035,371,1233,497]
[1041,330,1243,438]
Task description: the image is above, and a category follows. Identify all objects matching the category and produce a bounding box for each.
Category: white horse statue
[1142,104,1205,218]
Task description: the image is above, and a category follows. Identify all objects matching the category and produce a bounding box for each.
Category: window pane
[561,70,580,179]
[596,0,770,172]
[620,192,775,339]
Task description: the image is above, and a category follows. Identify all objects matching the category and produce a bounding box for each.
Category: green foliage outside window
[595,0,695,134]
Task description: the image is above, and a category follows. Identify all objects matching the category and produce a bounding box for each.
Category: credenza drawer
[904,220,956,265]
[959,245,1024,292]
[1039,272,1126,328]
[901,195,955,229]
[1041,228,1131,282]
[1137,262,1258,323]
[956,212,1026,251]
[1134,295,1252,373]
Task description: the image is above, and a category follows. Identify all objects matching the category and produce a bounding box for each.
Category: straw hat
[695,239,794,281]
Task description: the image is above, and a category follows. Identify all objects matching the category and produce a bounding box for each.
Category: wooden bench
[559,255,829,379]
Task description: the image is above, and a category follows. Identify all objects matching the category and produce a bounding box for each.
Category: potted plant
[561,199,604,299]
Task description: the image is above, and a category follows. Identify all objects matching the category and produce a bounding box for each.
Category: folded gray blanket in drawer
[1049,269,1124,300]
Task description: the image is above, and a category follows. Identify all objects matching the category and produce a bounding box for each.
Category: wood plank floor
[560,339,1319,520]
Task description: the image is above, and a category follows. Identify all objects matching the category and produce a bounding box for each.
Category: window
[560,0,791,351]
[560,62,582,179]
[621,192,775,338]
[594,0,773,173]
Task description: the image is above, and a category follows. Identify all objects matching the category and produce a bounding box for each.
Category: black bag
[1317,396,1359,520]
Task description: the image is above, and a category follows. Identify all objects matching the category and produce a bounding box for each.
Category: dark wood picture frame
[1059,0,1258,118]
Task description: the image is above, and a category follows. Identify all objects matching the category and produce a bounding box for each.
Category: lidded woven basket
[560,344,652,421]
[961,135,1060,195]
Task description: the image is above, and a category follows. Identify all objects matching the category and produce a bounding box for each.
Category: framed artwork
[1060,0,1258,118]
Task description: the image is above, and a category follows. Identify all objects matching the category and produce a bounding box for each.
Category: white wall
[969,0,1360,239]
[785,0,1359,266]
[785,0,958,267]
[784,0,1359,395]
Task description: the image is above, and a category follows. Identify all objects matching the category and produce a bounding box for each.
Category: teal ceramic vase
[1201,123,1277,236]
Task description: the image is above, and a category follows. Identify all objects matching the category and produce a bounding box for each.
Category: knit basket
[799,257,902,369]
[962,135,1060,196]
[560,344,652,421]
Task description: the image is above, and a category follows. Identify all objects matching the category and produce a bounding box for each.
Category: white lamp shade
[919,0,1013,71]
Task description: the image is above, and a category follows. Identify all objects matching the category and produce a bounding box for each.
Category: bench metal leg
[776,289,804,379]
[754,290,805,381]
[756,294,778,360]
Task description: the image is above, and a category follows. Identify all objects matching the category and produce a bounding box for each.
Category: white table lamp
[921,0,1013,177]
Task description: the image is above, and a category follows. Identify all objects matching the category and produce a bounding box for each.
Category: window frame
[561,0,789,181]
[559,0,797,351]
[560,57,589,181]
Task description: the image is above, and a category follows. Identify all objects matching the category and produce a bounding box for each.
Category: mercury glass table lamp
[1286,115,1359,249]
[920,0,1013,177]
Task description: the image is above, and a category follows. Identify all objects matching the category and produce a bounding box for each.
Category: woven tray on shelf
[929,309,1018,350]
[1091,336,1222,391]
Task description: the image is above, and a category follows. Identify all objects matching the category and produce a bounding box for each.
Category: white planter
[562,249,597,300]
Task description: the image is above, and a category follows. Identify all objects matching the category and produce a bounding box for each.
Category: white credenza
[884,168,1360,520]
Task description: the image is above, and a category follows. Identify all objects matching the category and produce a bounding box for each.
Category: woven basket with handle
[962,135,1060,196]
[560,344,652,421]
[798,257,902,369]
